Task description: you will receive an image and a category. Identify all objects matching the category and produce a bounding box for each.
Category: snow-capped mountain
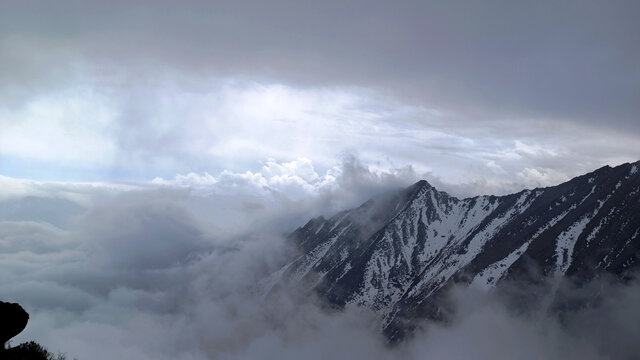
[265,161,640,340]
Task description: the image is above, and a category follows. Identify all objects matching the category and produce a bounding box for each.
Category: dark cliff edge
[0,301,67,360]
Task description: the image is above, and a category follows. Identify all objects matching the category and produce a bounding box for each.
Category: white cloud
[150,157,419,207]
[0,86,117,165]
[1,73,638,191]
[0,175,139,205]
[152,172,218,188]
[513,140,558,157]
[517,167,570,188]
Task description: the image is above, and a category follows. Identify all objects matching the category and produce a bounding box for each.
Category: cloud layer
[1,157,639,360]
[3,79,639,195]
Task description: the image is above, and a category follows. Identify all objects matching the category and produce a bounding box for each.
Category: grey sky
[2,0,638,122]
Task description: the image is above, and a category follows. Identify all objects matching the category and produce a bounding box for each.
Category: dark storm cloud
[1,0,639,131]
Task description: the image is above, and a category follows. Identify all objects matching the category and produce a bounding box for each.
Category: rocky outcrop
[0,301,29,349]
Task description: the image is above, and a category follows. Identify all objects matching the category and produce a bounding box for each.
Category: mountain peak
[406,179,433,195]
[413,179,431,188]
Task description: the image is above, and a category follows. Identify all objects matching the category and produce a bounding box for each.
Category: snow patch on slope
[554,187,617,274]
[408,191,539,299]
[290,224,352,282]
[555,216,592,274]
[471,241,531,290]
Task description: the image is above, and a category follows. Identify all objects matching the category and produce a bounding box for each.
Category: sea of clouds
[1,157,639,360]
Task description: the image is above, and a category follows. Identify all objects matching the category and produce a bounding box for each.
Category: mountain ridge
[265,161,640,341]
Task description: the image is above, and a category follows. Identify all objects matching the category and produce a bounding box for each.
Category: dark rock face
[265,161,640,341]
[0,301,29,348]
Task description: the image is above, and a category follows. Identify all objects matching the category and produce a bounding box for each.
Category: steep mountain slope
[266,161,640,340]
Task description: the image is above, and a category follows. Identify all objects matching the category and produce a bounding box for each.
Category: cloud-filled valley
[1,158,639,360]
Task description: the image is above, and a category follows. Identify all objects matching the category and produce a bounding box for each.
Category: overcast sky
[1,0,639,195]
